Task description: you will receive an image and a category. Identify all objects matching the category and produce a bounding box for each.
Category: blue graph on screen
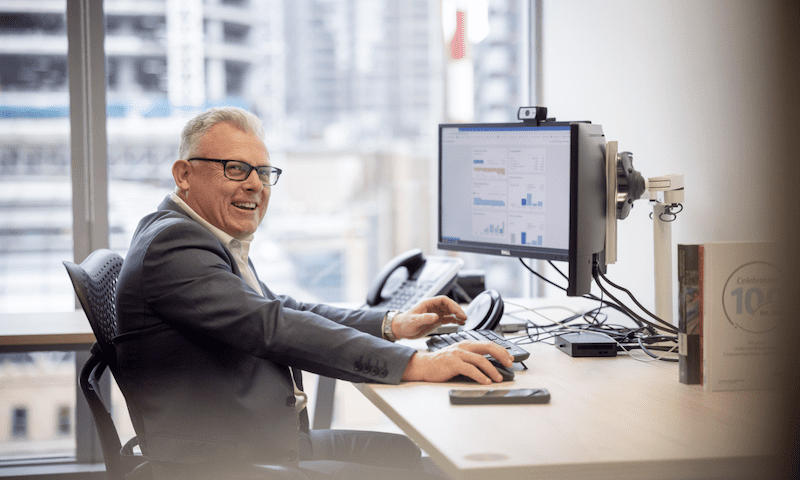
[520,232,543,246]
[520,193,543,208]
[474,197,506,207]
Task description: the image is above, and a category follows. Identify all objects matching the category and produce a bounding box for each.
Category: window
[0,0,72,315]
[223,22,250,45]
[56,406,71,436]
[105,0,453,303]
[0,0,82,463]
[11,408,27,439]
[0,352,75,458]
[0,0,535,468]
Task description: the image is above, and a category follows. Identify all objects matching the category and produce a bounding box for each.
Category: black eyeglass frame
[188,157,282,186]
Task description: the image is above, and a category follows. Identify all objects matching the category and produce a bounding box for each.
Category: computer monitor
[437,121,607,296]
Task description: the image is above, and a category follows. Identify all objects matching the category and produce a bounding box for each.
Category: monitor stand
[649,174,685,327]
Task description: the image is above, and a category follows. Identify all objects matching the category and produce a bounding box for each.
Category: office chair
[64,249,150,480]
[65,249,308,480]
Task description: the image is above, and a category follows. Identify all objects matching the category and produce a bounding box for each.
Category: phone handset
[363,249,463,311]
[365,249,425,307]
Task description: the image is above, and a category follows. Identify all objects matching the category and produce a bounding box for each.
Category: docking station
[555,332,617,357]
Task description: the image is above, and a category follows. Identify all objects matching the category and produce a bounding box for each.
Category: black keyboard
[426,329,530,362]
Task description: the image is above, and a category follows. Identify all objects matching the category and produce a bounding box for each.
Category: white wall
[540,0,787,318]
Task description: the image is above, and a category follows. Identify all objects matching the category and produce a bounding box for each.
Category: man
[114,107,512,479]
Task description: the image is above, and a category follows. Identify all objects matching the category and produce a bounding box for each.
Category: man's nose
[242,169,264,191]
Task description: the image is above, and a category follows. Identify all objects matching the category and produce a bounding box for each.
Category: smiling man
[113,107,512,480]
[173,119,272,240]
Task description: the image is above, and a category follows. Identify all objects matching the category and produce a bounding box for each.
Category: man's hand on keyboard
[391,296,467,340]
[401,341,514,385]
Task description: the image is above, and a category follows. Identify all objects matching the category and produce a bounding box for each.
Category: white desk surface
[355,300,780,480]
[0,310,94,351]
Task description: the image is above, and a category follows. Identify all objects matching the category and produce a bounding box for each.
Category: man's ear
[172,159,192,192]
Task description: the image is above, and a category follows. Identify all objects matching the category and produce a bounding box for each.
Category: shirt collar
[169,192,255,248]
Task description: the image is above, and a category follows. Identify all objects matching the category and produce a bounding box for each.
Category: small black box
[555,332,617,357]
[447,270,485,303]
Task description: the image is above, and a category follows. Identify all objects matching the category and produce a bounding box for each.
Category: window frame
[66,0,109,466]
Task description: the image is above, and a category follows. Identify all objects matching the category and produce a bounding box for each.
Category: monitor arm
[606,142,685,326]
[646,173,685,326]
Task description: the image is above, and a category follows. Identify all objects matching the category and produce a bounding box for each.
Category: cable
[592,268,678,335]
[596,269,672,332]
[517,256,651,332]
[513,256,679,362]
[547,260,569,281]
[638,337,678,362]
[649,203,683,222]
[504,301,679,363]
[518,257,566,291]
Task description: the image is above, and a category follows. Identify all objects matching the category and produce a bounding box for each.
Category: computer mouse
[451,359,515,383]
[488,359,515,382]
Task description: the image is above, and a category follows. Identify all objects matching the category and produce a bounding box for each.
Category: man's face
[181,122,271,239]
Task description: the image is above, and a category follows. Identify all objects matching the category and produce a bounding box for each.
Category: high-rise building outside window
[0,1,72,315]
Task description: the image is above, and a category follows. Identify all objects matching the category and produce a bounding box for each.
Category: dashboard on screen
[439,124,572,259]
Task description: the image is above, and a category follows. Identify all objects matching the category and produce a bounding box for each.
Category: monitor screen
[438,121,607,296]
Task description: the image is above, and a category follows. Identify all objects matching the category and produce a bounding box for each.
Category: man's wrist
[382,310,400,342]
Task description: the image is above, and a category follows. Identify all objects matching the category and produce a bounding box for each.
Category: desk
[355,301,780,480]
[0,310,95,352]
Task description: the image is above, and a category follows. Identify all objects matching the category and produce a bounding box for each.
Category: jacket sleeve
[137,218,415,384]
[260,280,384,337]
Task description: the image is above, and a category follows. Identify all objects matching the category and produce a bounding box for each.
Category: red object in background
[450,11,466,60]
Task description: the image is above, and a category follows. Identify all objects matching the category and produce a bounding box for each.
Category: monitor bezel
[437,120,607,297]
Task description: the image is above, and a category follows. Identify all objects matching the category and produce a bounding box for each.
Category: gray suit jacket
[114,197,415,468]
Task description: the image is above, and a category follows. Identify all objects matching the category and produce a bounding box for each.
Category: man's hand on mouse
[401,340,514,385]
[391,296,468,340]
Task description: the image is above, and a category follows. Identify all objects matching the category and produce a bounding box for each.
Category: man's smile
[232,202,257,210]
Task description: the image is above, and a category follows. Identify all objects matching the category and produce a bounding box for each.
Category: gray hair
[178,107,265,160]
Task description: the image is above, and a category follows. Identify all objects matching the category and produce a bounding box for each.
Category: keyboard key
[426,329,530,362]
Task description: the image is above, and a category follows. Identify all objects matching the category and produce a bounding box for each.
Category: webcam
[517,106,548,123]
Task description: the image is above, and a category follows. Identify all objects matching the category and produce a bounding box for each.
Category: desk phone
[363,249,463,311]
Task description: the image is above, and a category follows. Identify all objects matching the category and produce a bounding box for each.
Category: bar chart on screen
[472,180,507,209]
[509,178,546,210]
[472,211,507,238]
[509,215,545,246]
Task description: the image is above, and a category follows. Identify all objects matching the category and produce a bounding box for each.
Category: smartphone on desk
[449,388,551,405]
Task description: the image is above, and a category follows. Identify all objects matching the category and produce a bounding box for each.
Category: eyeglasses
[188,158,282,186]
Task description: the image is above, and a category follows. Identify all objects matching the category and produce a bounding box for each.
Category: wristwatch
[382,310,400,342]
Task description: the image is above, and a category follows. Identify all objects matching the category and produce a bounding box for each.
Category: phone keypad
[380,281,432,310]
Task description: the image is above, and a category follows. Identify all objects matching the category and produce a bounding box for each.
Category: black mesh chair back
[64,249,150,480]
[64,249,307,480]
[64,249,121,363]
